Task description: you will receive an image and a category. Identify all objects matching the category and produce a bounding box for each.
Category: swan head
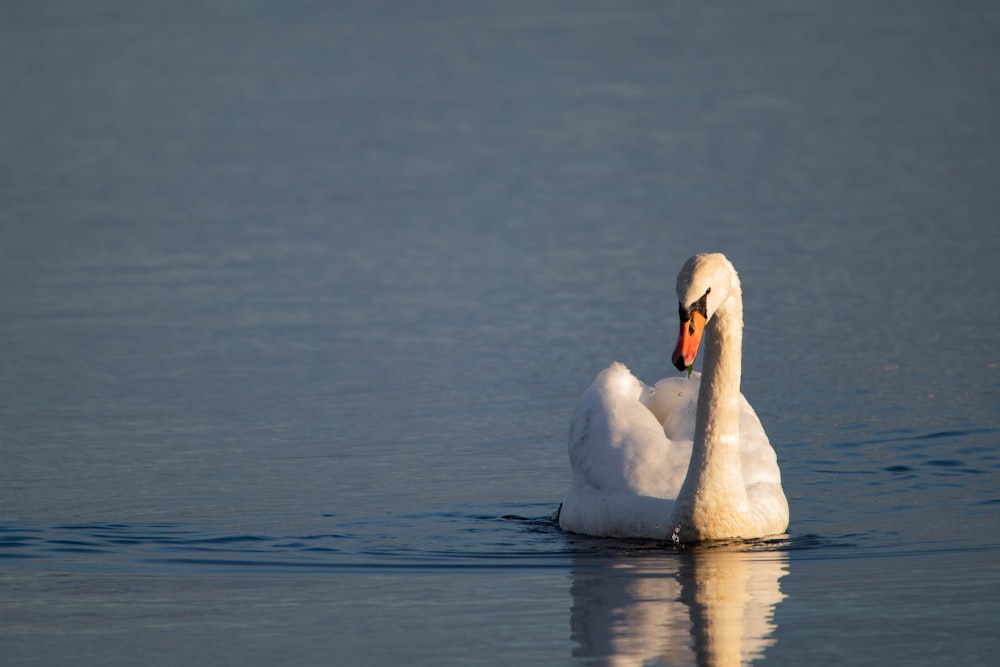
[671,253,737,372]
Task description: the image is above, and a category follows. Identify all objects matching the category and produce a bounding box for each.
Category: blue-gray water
[2,1,999,665]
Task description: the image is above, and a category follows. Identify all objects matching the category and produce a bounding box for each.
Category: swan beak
[672,311,706,372]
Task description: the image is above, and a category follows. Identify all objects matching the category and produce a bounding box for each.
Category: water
[2,1,999,665]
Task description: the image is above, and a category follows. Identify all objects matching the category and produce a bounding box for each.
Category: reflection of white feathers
[570,551,788,667]
[570,561,691,667]
[683,551,787,666]
[559,254,788,542]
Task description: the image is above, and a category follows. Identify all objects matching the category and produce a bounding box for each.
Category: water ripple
[0,508,902,575]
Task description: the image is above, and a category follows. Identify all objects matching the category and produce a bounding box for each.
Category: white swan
[558,253,789,543]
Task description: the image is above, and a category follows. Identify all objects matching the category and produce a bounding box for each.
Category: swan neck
[695,290,743,460]
[672,287,746,540]
[698,291,743,428]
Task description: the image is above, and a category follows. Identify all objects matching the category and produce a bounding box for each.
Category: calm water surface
[2,1,999,665]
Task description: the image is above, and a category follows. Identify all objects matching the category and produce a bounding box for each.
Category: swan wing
[560,363,688,538]
[647,376,699,444]
[737,394,790,534]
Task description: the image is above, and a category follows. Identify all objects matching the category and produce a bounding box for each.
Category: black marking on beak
[678,287,711,326]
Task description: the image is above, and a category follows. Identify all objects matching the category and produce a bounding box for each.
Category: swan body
[559,254,789,543]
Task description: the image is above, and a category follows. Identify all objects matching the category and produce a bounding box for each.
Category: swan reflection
[570,547,788,666]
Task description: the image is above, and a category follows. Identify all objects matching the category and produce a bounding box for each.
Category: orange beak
[672,311,706,372]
